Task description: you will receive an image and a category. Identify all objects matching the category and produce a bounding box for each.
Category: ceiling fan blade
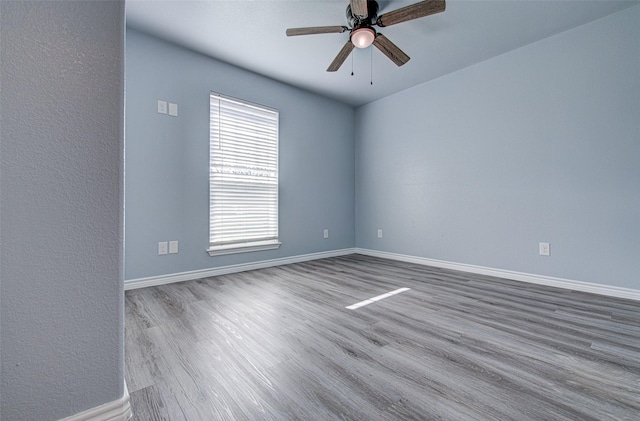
[350,0,369,18]
[376,0,445,27]
[373,34,410,66]
[327,41,355,72]
[286,26,349,36]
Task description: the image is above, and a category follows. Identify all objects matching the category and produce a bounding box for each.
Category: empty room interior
[1,1,639,420]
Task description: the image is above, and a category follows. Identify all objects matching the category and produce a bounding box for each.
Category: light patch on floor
[346,287,411,310]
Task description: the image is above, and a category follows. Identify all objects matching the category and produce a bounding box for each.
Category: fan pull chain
[370,47,373,85]
[351,51,354,76]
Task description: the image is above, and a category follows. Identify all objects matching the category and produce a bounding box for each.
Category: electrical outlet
[377,229,383,238]
[323,229,329,239]
[539,242,550,256]
[158,241,168,255]
[157,100,167,114]
[169,241,179,254]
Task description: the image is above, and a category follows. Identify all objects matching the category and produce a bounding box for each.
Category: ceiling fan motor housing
[346,0,379,28]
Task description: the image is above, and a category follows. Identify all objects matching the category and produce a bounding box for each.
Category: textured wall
[0,1,125,419]
[125,30,355,281]
[355,6,640,290]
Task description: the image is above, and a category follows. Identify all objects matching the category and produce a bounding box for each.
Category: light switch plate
[158,241,168,255]
[157,100,167,114]
[377,229,383,238]
[323,229,329,239]
[169,103,178,117]
[169,241,179,254]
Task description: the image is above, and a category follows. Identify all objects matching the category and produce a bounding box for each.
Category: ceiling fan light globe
[351,27,375,48]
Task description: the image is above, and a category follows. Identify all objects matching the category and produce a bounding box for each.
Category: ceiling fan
[286,0,446,72]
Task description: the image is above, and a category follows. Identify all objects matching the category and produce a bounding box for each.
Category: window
[208,93,280,256]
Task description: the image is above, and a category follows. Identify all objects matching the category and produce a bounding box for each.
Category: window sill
[207,240,281,257]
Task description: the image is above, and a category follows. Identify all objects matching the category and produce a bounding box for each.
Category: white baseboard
[125,248,357,290]
[355,248,640,301]
[60,382,131,421]
[124,246,639,301]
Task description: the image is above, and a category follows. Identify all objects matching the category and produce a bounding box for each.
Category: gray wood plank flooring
[125,254,640,420]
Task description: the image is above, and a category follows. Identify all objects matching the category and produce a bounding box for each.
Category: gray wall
[125,29,355,281]
[0,1,125,420]
[355,6,640,290]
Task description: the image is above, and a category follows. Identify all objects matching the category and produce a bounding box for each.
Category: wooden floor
[125,255,640,420]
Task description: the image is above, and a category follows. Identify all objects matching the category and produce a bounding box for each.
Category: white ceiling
[126,0,639,107]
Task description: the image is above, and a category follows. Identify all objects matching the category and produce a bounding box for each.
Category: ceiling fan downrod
[346,0,379,28]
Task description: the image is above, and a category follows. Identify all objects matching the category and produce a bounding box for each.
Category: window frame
[207,92,280,257]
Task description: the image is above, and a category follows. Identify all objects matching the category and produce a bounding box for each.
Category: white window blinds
[208,93,280,256]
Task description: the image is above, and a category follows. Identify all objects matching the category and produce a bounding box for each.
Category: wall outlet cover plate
[157,100,167,114]
[539,242,550,256]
